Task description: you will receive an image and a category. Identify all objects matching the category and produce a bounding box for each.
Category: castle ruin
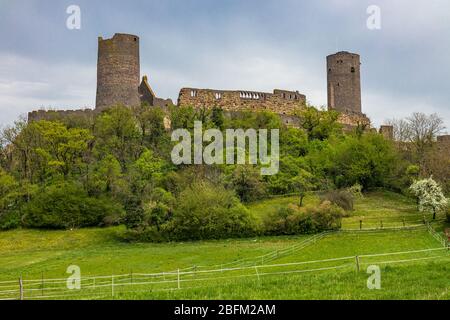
[28,33,391,135]
[178,88,306,115]
[437,135,450,152]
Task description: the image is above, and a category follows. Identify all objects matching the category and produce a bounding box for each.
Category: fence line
[1,244,448,300]
[426,222,449,248]
[1,223,448,300]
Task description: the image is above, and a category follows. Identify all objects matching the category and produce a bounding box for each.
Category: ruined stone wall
[178,88,306,115]
[139,76,173,108]
[28,109,96,123]
[437,135,450,152]
[327,51,362,114]
[337,110,371,129]
[96,33,140,111]
[379,125,394,140]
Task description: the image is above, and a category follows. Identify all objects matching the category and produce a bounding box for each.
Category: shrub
[22,182,124,229]
[348,183,363,198]
[163,182,256,241]
[320,190,354,211]
[263,201,343,235]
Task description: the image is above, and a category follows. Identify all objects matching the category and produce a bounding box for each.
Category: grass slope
[0,191,448,300]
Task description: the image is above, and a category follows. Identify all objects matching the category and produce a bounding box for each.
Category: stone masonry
[28,33,397,136]
[437,135,450,152]
[96,33,141,111]
[327,51,362,114]
[178,88,306,115]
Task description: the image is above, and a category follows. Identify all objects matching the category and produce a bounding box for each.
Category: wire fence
[426,222,449,248]
[0,222,447,300]
[1,244,447,300]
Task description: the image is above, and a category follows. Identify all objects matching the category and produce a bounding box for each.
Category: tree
[130,149,165,195]
[94,106,141,169]
[297,106,341,141]
[133,104,166,148]
[410,177,448,220]
[31,121,93,179]
[388,113,445,165]
[291,169,315,207]
[228,165,266,203]
[330,133,398,189]
[211,107,225,130]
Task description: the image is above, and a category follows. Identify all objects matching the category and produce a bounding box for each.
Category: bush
[163,182,256,241]
[22,182,124,229]
[320,190,354,211]
[263,201,343,235]
[348,183,363,198]
[446,206,450,223]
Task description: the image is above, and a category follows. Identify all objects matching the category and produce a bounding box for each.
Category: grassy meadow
[0,191,448,300]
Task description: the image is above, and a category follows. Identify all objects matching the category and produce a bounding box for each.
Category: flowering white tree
[410,177,448,220]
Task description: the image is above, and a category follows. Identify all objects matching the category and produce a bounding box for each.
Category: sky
[0,0,449,132]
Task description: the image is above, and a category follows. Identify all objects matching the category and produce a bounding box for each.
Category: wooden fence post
[19,276,23,301]
[360,220,362,230]
[41,272,44,296]
[355,256,360,272]
[177,269,181,289]
[111,274,114,298]
[255,266,260,281]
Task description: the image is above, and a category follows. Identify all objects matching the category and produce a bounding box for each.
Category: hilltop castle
[29,33,385,135]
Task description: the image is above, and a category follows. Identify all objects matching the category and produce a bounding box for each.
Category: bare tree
[385,118,410,142]
[405,113,445,162]
[387,113,445,161]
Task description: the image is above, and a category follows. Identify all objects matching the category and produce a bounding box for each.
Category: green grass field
[0,191,448,300]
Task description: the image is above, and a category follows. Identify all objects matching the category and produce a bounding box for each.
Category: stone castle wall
[28,32,386,133]
[437,135,450,152]
[28,109,96,123]
[96,33,141,111]
[178,88,306,115]
[379,125,394,140]
[337,110,371,130]
[327,51,362,114]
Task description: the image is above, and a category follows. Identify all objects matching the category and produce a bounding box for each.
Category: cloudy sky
[0,0,449,131]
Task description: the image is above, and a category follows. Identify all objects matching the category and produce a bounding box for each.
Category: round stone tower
[96,33,140,111]
[327,51,362,113]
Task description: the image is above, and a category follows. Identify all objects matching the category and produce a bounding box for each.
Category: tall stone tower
[96,33,141,111]
[327,51,362,113]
